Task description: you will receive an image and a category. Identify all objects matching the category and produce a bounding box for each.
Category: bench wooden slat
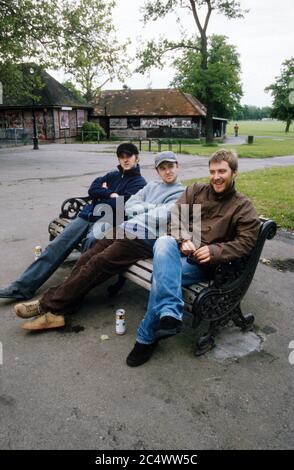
[123,271,152,291]
[134,259,153,271]
[125,264,152,281]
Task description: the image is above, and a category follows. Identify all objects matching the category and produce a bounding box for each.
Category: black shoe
[0,287,30,300]
[155,315,182,340]
[126,341,157,367]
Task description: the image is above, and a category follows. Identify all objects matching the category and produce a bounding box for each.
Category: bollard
[33,136,39,150]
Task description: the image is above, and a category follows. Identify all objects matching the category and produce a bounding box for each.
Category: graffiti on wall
[141,118,192,128]
[110,118,128,128]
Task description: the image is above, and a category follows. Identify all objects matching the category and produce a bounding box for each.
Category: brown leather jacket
[170,182,260,266]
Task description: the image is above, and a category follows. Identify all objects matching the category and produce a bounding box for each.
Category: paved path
[1,143,294,183]
[0,143,294,450]
[224,136,247,145]
[225,135,294,145]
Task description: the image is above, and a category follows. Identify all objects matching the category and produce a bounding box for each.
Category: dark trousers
[39,235,153,315]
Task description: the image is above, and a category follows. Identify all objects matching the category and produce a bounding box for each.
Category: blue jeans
[136,236,210,344]
[81,221,111,251]
[8,217,97,298]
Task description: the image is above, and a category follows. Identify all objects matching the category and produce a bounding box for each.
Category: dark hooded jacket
[79,164,146,222]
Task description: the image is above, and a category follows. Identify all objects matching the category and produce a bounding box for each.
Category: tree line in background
[232,105,272,121]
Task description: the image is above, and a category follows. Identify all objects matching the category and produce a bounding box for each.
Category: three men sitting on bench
[8,149,260,370]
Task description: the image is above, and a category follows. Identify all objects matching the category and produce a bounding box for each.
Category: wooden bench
[48,196,277,355]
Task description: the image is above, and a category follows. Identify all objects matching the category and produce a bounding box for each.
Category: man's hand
[193,246,211,264]
[102,182,108,189]
[180,239,197,256]
[110,192,119,198]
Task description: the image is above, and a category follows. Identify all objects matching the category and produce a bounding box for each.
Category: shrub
[82,121,106,141]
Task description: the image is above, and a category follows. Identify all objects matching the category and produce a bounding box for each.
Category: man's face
[156,162,178,184]
[118,153,138,170]
[209,160,236,193]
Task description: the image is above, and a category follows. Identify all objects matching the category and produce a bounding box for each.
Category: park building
[0,69,227,146]
[0,67,91,147]
[90,88,227,140]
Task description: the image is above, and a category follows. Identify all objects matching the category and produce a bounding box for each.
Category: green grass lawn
[183,166,294,230]
[141,137,294,157]
[227,120,294,138]
[189,138,294,158]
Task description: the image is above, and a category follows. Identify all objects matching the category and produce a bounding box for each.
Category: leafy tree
[266,58,294,132]
[62,80,87,103]
[171,35,242,119]
[0,63,45,104]
[137,0,247,142]
[0,0,128,103]
[0,0,61,100]
[0,0,60,62]
[60,0,129,102]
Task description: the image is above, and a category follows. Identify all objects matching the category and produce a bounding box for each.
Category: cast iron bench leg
[231,305,255,331]
[194,320,216,356]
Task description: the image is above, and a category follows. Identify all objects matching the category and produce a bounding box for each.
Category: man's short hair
[116,142,139,157]
[209,149,238,172]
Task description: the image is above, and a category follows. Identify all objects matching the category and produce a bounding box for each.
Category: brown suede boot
[21,312,65,331]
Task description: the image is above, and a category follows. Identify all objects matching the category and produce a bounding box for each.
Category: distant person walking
[234,123,239,137]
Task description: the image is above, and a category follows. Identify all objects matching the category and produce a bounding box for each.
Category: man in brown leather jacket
[127,149,261,367]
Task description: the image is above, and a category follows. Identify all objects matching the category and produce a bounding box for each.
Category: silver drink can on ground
[34,245,42,260]
[115,309,126,335]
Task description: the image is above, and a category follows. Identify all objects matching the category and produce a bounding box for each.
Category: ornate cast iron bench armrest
[48,196,91,242]
[60,196,92,219]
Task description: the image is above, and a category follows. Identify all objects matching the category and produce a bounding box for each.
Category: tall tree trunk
[200,34,214,143]
[205,100,214,143]
[285,119,291,133]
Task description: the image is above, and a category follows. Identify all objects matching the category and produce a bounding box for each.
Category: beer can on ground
[34,245,42,260]
[116,308,126,335]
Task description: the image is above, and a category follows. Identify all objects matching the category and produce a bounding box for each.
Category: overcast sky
[52,0,294,107]
[109,0,294,107]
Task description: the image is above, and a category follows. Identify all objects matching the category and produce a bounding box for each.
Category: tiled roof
[91,88,207,117]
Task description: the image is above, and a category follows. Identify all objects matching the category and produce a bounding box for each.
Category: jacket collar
[117,164,142,177]
[209,181,236,201]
